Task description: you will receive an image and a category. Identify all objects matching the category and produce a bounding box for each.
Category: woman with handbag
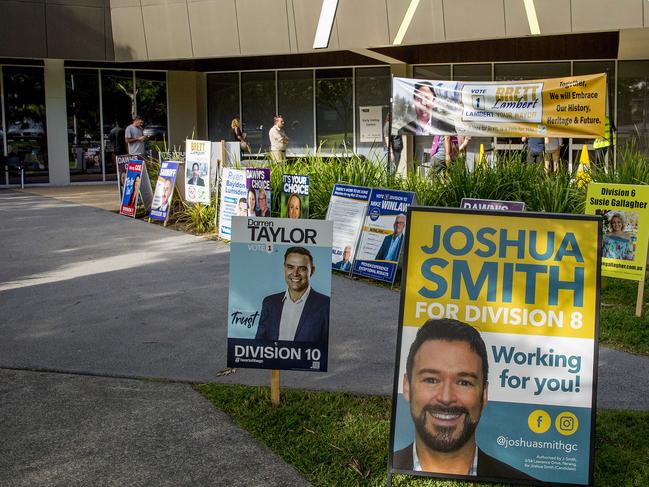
[231,118,250,155]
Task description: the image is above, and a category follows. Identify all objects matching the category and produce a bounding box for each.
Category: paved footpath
[1,187,649,484]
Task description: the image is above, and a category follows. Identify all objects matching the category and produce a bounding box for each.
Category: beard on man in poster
[352,188,416,284]
[227,217,333,372]
[326,184,372,272]
[281,174,309,219]
[390,207,600,486]
[149,161,179,221]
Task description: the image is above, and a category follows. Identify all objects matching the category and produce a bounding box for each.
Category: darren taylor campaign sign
[389,207,601,486]
[352,188,415,284]
[227,217,333,372]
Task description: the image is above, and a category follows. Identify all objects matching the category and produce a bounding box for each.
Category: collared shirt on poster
[386,234,403,261]
[412,443,478,476]
[278,285,311,340]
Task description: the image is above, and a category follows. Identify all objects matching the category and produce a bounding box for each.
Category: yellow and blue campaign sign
[389,208,601,486]
[585,183,649,281]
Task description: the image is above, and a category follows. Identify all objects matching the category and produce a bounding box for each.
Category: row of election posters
[326,183,416,284]
[217,169,310,240]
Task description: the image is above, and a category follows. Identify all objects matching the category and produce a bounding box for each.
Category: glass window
[278,70,314,154]
[316,68,353,153]
[102,70,134,180]
[453,63,492,81]
[355,66,391,161]
[136,71,168,154]
[3,66,48,184]
[618,61,649,154]
[207,72,240,144]
[66,69,102,182]
[241,71,276,153]
[494,62,570,81]
[414,65,451,80]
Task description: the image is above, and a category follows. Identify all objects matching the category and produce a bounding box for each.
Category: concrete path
[0,368,310,487]
[2,187,649,486]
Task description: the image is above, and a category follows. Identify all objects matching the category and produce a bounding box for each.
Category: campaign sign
[352,189,416,283]
[218,168,247,240]
[149,161,179,221]
[326,184,371,273]
[116,154,142,200]
[227,217,333,371]
[119,161,144,217]
[246,168,271,217]
[389,207,601,486]
[392,74,606,138]
[585,183,649,281]
[185,139,211,204]
[280,174,310,219]
[461,198,526,212]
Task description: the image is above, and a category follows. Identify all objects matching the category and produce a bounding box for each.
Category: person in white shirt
[268,115,289,162]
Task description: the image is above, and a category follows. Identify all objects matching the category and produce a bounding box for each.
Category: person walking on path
[269,115,289,162]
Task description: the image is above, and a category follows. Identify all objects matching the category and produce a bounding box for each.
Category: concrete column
[44,59,70,185]
[167,71,203,148]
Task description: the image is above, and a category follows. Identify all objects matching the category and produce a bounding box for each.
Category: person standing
[231,118,249,154]
[269,115,289,162]
[384,113,403,176]
[543,137,562,174]
[125,115,146,156]
[522,137,544,164]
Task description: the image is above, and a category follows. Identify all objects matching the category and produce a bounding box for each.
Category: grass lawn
[196,384,649,487]
[600,277,649,355]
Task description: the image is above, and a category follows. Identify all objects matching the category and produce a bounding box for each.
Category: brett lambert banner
[585,183,649,281]
[392,74,606,138]
[353,189,416,284]
[281,174,310,219]
[185,139,211,204]
[326,184,372,273]
[227,217,333,371]
[119,161,144,217]
[390,208,601,486]
[149,161,179,221]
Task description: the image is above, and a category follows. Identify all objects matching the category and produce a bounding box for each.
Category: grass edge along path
[196,383,649,487]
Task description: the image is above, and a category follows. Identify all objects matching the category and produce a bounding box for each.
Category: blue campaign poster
[352,188,415,283]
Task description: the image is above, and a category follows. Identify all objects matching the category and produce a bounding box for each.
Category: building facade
[1,0,649,185]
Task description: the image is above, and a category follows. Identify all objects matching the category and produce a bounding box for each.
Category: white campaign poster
[359,106,383,143]
[185,139,211,204]
[325,184,372,272]
[218,168,247,240]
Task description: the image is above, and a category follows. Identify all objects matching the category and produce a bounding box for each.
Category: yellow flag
[478,144,485,165]
[576,144,592,188]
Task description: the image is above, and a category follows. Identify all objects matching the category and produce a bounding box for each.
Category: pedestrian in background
[269,115,289,162]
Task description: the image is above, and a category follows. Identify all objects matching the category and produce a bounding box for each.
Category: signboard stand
[271,370,281,406]
[637,281,645,317]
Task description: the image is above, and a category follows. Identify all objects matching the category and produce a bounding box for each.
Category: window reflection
[316,68,353,154]
[278,70,314,154]
[136,71,168,152]
[102,70,134,179]
[3,66,48,184]
[355,67,390,161]
[241,71,276,153]
[207,72,240,143]
[66,69,102,182]
[617,61,649,154]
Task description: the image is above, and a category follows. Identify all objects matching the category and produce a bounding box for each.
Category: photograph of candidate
[155,178,173,211]
[247,187,257,216]
[398,81,455,136]
[255,246,329,343]
[256,187,271,217]
[333,245,352,272]
[375,214,406,261]
[287,193,302,219]
[236,197,248,216]
[602,212,635,261]
[394,319,531,481]
[187,162,205,186]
